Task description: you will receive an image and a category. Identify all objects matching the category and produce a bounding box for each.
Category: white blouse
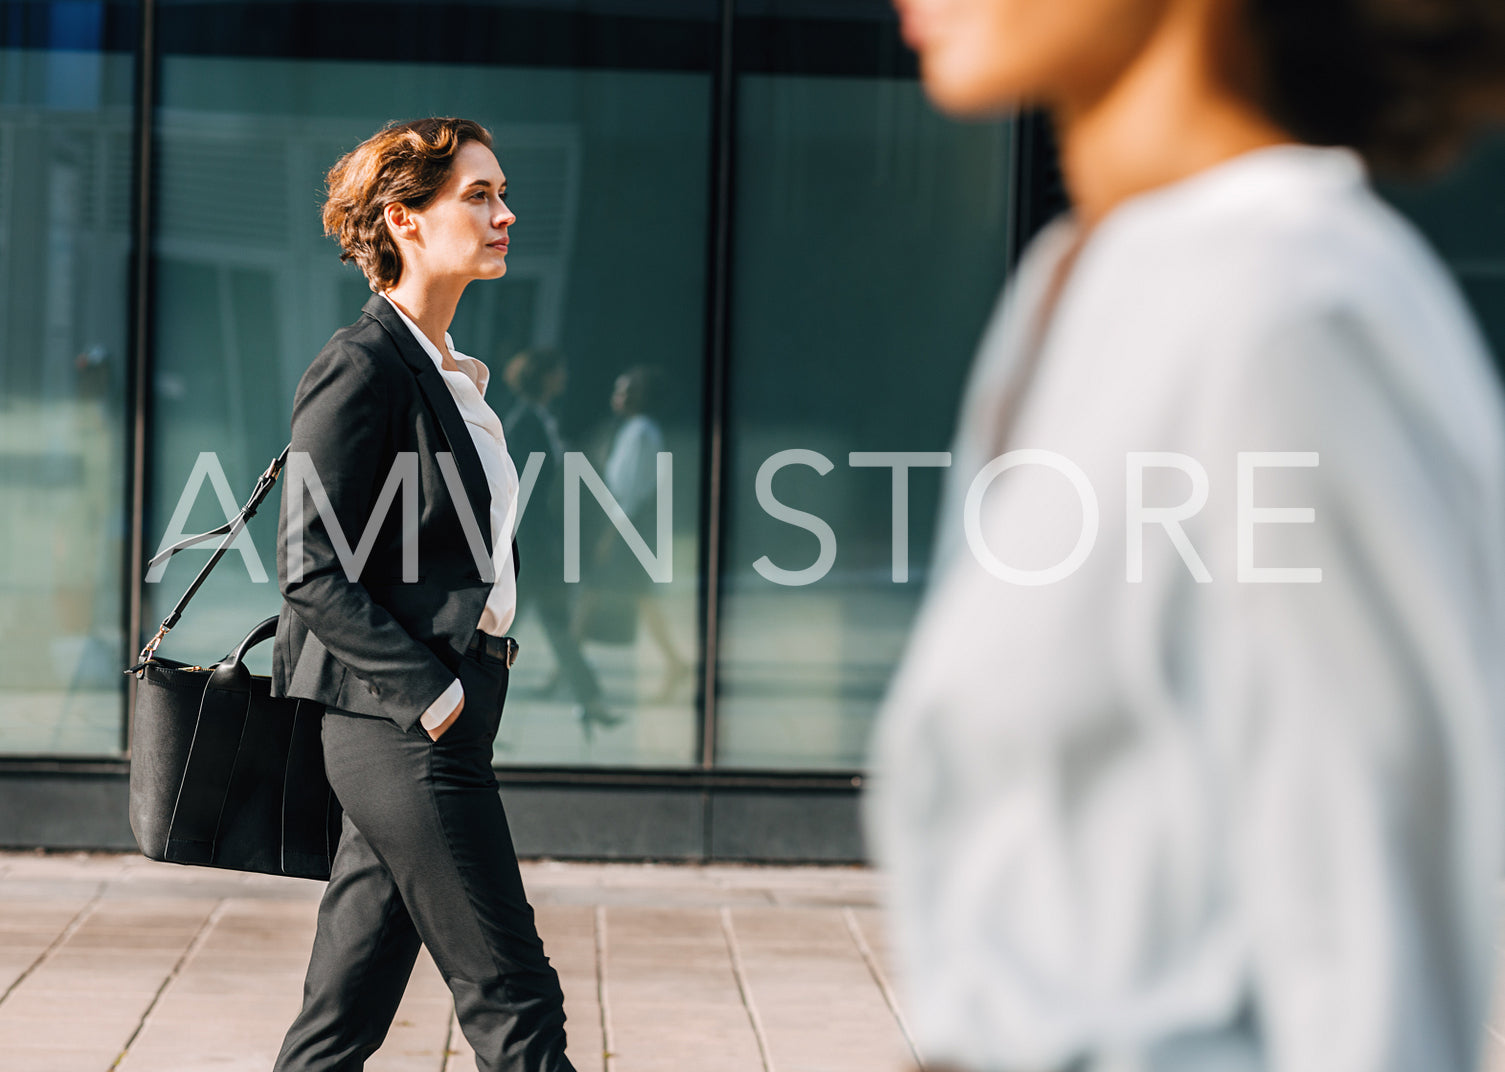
[382,295,519,730]
[865,145,1505,1072]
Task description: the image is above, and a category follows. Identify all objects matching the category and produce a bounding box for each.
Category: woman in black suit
[269,117,576,1072]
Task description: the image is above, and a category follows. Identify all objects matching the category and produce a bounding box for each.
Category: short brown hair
[321,117,493,291]
[1248,0,1505,174]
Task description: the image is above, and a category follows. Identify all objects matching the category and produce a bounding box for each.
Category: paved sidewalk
[0,851,915,1072]
[8,851,1505,1072]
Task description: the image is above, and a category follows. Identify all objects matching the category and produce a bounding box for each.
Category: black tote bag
[125,447,341,880]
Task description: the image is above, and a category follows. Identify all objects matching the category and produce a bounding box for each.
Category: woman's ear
[384,201,417,243]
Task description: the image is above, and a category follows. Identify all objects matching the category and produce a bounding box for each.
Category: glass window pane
[0,4,137,756]
[1382,134,1505,371]
[714,57,1013,768]
[145,9,712,768]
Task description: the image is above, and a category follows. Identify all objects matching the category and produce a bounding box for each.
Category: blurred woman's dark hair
[617,365,663,417]
[1248,0,1505,174]
[504,347,566,401]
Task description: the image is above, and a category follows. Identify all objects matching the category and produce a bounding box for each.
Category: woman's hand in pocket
[428,695,464,740]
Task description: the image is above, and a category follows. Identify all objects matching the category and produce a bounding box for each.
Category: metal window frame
[122,0,158,759]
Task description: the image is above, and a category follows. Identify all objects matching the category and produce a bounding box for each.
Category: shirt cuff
[419,677,464,731]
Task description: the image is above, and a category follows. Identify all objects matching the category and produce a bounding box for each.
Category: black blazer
[270,293,519,733]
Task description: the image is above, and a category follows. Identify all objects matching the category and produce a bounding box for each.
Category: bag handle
[207,616,279,692]
[128,445,290,677]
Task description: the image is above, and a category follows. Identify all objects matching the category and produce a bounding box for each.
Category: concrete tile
[160,969,309,995]
[559,981,600,1014]
[1,852,914,1072]
[116,1039,284,1072]
[0,882,101,901]
[0,906,82,929]
[767,886,882,908]
[0,1018,139,1051]
[61,929,200,950]
[12,969,170,996]
[146,991,302,1023]
[0,1046,123,1071]
[534,903,597,932]
[606,906,725,943]
[0,991,153,1020]
[726,905,850,943]
[1,853,131,880]
[0,941,53,965]
[87,899,216,921]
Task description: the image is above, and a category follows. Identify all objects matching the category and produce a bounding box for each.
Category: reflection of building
[0,86,135,753]
[3,1,1503,861]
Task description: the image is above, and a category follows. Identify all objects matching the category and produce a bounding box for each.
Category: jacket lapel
[361,294,493,539]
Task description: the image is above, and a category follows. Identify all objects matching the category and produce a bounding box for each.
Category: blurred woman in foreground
[867,1,1505,1070]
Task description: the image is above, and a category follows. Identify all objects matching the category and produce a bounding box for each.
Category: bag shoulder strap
[127,444,291,675]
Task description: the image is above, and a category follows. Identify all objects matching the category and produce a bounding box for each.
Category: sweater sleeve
[1197,302,1505,1072]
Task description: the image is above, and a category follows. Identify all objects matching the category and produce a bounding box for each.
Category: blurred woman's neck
[1052,0,1292,230]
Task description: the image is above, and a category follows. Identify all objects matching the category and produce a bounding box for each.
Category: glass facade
[145,52,713,768]
[3,0,1505,803]
[715,72,1010,769]
[0,3,136,755]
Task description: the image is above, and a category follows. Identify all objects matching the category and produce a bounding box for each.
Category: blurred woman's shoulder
[1095,144,1501,442]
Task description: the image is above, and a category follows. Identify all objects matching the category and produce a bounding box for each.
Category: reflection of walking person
[269,118,575,1072]
[501,349,617,737]
[869,2,1505,1072]
[579,367,690,703]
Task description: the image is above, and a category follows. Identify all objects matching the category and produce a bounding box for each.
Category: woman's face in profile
[397,139,517,283]
[611,375,633,415]
[892,0,1172,116]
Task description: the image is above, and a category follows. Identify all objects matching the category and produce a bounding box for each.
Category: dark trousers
[274,645,575,1072]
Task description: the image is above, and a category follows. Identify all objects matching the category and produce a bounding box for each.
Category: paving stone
[727,905,854,945]
[609,1005,766,1072]
[0,990,153,1020]
[0,1013,141,1047]
[0,852,913,1072]
[116,1038,283,1072]
[605,905,727,943]
[146,991,303,1024]
[727,905,914,1071]
[0,1045,123,1071]
[165,967,310,995]
[12,967,170,995]
[0,881,101,901]
[0,909,81,931]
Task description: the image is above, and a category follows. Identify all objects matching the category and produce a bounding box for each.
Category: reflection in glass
[0,39,135,755]
[145,56,709,767]
[500,346,611,734]
[1382,134,1505,370]
[575,366,692,700]
[715,75,1013,769]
